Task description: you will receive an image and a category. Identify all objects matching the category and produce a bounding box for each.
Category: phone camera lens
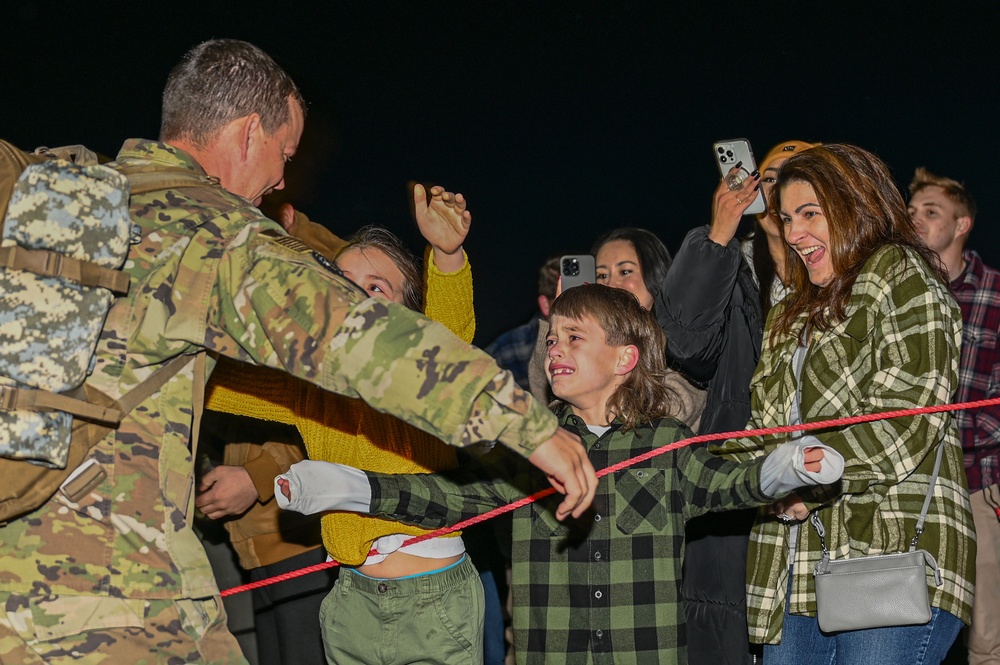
[720,156,728,163]
[726,150,734,157]
[717,147,725,154]
[562,258,580,276]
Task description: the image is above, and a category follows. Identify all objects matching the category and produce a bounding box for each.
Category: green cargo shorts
[320,555,484,665]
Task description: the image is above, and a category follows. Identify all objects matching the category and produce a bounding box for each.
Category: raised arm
[414,183,470,275]
[655,176,760,383]
[417,183,476,342]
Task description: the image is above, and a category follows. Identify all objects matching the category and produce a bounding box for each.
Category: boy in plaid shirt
[279,285,842,664]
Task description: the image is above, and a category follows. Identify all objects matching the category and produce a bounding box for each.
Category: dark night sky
[3,2,997,344]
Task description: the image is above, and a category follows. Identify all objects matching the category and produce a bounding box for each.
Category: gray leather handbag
[811,442,945,633]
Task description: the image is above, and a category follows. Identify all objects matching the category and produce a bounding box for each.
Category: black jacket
[657,225,763,434]
[656,225,764,665]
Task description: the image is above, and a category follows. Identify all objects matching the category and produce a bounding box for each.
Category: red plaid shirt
[951,250,1000,491]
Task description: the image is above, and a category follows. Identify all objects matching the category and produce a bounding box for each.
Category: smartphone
[712,138,766,215]
[560,255,596,292]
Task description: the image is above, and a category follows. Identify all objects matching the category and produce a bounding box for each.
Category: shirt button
[636,471,645,478]
[594,551,602,560]
[596,630,604,638]
[595,590,603,599]
[594,442,601,449]
[377,583,388,593]
[594,514,602,522]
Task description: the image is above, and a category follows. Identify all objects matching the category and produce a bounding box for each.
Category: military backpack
[0,138,212,523]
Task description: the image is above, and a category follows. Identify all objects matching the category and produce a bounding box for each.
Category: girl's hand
[414,183,471,273]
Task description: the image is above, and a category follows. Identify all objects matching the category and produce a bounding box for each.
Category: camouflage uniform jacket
[0,139,557,601]
[714,245,976,643]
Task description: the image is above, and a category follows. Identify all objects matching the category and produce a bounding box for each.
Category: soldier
[0,39,596,664]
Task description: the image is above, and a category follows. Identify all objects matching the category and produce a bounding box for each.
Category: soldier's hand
[195,465,260,519]
[413,183,470,273]
[528,427,597,520]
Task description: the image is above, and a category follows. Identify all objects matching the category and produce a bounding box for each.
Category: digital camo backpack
[0,139,209,522]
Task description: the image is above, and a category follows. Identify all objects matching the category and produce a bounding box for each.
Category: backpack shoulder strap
[0,244,130,293]
[56,354,204,505]
[0,353,197,427]
[114,164,221,196]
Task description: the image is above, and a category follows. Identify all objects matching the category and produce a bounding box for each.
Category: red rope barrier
[220,395,1000,597]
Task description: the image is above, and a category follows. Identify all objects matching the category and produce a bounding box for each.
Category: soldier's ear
[239,113,263,162]
[278,203,296,232]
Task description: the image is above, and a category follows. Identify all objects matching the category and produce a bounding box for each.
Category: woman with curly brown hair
[716,144,975,664]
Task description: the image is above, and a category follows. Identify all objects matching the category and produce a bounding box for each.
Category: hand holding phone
[559,255,596,292]
[712,138,766,216]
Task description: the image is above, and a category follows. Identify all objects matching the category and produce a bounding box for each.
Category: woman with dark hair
[715,144,974,664]
[655,140,816,665]
[592,227,673,308]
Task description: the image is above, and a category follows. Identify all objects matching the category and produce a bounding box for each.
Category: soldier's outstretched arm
[211,230,597,513]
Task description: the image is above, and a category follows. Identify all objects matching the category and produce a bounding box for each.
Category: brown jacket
[202,408,322,569]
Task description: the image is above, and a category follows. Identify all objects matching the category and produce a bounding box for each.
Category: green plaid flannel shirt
[714,245,976,644]
[369,406,773,665]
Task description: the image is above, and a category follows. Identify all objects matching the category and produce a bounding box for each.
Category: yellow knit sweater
[206,249,475,565]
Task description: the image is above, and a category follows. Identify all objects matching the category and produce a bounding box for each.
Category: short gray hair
[160,39,305,147]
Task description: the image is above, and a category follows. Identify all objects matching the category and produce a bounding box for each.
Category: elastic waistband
[342,555,477,597]
[356,555,465,581]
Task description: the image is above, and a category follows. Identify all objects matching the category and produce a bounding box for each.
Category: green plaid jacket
[714,245,976,644]
[369,407,772,665]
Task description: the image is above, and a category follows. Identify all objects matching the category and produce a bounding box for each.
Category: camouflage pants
[0,593,247,664]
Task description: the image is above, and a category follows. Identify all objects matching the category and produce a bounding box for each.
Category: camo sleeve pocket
[3,594,145,644]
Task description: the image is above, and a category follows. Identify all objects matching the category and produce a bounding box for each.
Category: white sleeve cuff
[275,460,373,515]
[760,435,845,497]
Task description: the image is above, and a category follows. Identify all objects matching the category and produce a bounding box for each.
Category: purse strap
[811,439,946,555]
[911,440,946,550]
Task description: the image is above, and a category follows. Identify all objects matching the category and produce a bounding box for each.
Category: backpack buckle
[0,386,19,412]
[42,251,64,278]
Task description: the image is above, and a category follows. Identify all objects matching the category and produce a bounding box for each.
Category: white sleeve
[759,435,845,497]
[275,460,373,515]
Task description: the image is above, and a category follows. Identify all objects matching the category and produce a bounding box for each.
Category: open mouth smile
[798,245,825,267]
